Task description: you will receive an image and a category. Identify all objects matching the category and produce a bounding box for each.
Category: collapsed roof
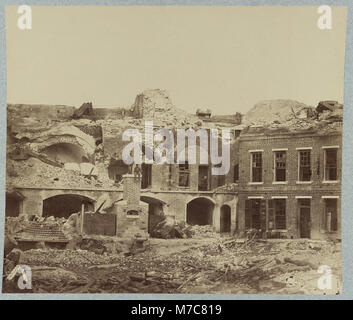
[241,99,342,135]
[243,100,315,125]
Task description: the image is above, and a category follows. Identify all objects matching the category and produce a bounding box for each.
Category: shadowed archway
[141,196,166,233]
[42,194,95,218]
[41,143,88,164]
[186,197,214,226]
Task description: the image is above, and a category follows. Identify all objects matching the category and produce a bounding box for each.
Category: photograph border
[0,0,352,300]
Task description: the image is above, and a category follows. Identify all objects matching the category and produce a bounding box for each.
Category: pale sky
[5,5,347,114]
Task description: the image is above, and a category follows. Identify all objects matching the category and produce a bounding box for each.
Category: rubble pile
[19,248,123,268]
[131,89,199,127]
[150,217,193,239]
[242,99,343,134]
[4,237,340,294]
[5,90,208,193]
[7,158,116,189]
[150,218,219,239]
[190,225,220,238]
[243,99,313,125]
[6,215,66,236]
[5,216,69,244]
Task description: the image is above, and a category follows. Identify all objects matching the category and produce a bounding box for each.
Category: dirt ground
[3,235,341,295]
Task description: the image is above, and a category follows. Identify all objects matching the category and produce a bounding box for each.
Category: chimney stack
[123,174,141,211]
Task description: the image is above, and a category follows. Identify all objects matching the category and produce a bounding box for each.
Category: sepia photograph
[2,5,347,295]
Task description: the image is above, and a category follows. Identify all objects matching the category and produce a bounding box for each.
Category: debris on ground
[3,236,341,294]
[150,217,193,239]
[190,225,220,238]
[150,217,220,239]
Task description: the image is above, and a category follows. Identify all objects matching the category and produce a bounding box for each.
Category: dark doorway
[245,199,266,230]
[198,165,210,191]
[325,199,338,232]
[42,194,95,218]
[268,199,286,230]
[187,198,214,225]
[6,192,23,217]
[141,196,165,233]
[299,199,311,238]
[220,205,231,233]
[141,163,152,189]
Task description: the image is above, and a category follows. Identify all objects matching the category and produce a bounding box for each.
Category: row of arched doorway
[186,198,231,232]
[7,193,232,233]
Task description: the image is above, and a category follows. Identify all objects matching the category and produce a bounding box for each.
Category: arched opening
[187,197,214,226]
[6,192,23,217]
[220,205,231,233]
[41,143,87,164]
[42,194,95,219]
[141,196,165,233]
[108,159,130,184]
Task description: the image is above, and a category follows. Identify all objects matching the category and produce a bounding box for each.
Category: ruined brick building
[237,127,341,240]
[5,90,342,240]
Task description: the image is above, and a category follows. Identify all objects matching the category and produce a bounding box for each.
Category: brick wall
[236,132,342,240]
[123,174,141,208]
[238,133,341,187]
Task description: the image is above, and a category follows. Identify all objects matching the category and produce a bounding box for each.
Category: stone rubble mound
[3,237,341,294]
[242,99,342,134]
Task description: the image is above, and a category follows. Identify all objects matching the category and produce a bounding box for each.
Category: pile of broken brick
[3,236,341,294]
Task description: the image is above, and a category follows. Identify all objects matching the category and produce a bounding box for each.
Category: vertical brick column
[123,174,141,207]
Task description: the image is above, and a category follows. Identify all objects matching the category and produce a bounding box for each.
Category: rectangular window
[245,199,262,229]
[274,199,286,229]
[178,162,190,187]
[214,164,226,187]
[268,199,286,230]
[325,199,338,232]
[141,163,152,189]
[198,165,210,191]
[251,152,262,182]
[217,174,226,187]
[299,150,311,181]
[234,164,239,183]
[298,199,311,238]
[274,151,286,181]
[325,149,338,181]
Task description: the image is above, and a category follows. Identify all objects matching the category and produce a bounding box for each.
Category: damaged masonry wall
[6,89,238,236]
[5,90,342,239]
[235,99,343,241]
